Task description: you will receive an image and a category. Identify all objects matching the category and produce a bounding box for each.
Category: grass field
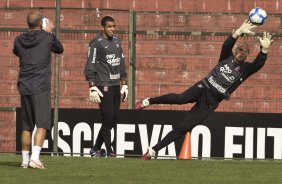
[1,154,282,184]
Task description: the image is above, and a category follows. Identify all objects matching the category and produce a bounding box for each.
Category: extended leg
[136,83,203,109]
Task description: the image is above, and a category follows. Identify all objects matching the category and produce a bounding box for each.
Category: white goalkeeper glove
[257,32,274,54]
[89,86,103,103]
[120,85,128,102]
[235,19,257,36]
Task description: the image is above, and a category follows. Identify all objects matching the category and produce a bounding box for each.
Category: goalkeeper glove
[235,19,257,36]
[89,86,103,103]
[257,32,274,54]
[120,85,128,102]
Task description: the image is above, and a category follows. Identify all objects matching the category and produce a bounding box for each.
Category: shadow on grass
[0,161,20,168]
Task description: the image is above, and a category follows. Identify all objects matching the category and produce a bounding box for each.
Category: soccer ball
[248,7,267,25]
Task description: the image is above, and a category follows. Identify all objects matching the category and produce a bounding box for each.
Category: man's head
[27,11,43,29]
[101,16,115,39]
[233,42,250,63]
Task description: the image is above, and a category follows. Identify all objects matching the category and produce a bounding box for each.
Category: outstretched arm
[218,20,257,62]
[245,32,274,77]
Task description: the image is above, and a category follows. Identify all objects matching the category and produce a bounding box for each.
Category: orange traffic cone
[178,132,191,159]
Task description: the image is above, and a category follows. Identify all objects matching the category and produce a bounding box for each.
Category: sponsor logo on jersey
[220,64,235,82]
[197,84,203,88]
[208,76,226,94]
[106,54,121,66]
[235,66,240,72]
[92,48,97,64]
[220,64,232,74]
[110,73,120,80]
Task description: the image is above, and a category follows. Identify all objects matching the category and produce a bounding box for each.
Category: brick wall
[0,0,281,152]
[0,111,16,152]
[1,0,281,12]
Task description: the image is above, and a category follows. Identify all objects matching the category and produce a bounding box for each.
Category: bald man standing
[13,11,64,169]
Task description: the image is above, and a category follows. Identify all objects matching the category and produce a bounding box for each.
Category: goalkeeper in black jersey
[85,16,128,157]
[135,20,274,160]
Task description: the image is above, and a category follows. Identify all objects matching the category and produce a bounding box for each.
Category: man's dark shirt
[13,30,64,95]
[84,33,127,86]
[203,35,267,99]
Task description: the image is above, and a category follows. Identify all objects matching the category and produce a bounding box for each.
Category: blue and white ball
[248,7,267,25]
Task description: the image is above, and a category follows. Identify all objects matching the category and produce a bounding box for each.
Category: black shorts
[20,90,51,131]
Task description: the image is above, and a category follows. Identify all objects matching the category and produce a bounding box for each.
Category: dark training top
[13,30,64,95]
[203,35,267,99]
[84,33,127,86]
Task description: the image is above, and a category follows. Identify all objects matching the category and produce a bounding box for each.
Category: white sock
[31,146,42,161]
[22,150,29,165]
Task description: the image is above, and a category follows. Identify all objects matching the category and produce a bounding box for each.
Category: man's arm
[218,20,257,62]
[41,18,64,54]
[51,35,64,54]
[13,40,19,57]
[119,44,128,101]
[247,52,267,75]
[84,40,98,87]
[218,35,236,62]
[84,40,104,103]
[245,32,274,76]
[120,49,127,82]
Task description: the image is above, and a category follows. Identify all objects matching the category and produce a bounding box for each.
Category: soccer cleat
[100,149,106,157]
[135,98,150,110]
[107,152,116,158]
[29,160,45,169]
[21,163,29,169]
[142,147,156,160]
[90,147,101,157]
